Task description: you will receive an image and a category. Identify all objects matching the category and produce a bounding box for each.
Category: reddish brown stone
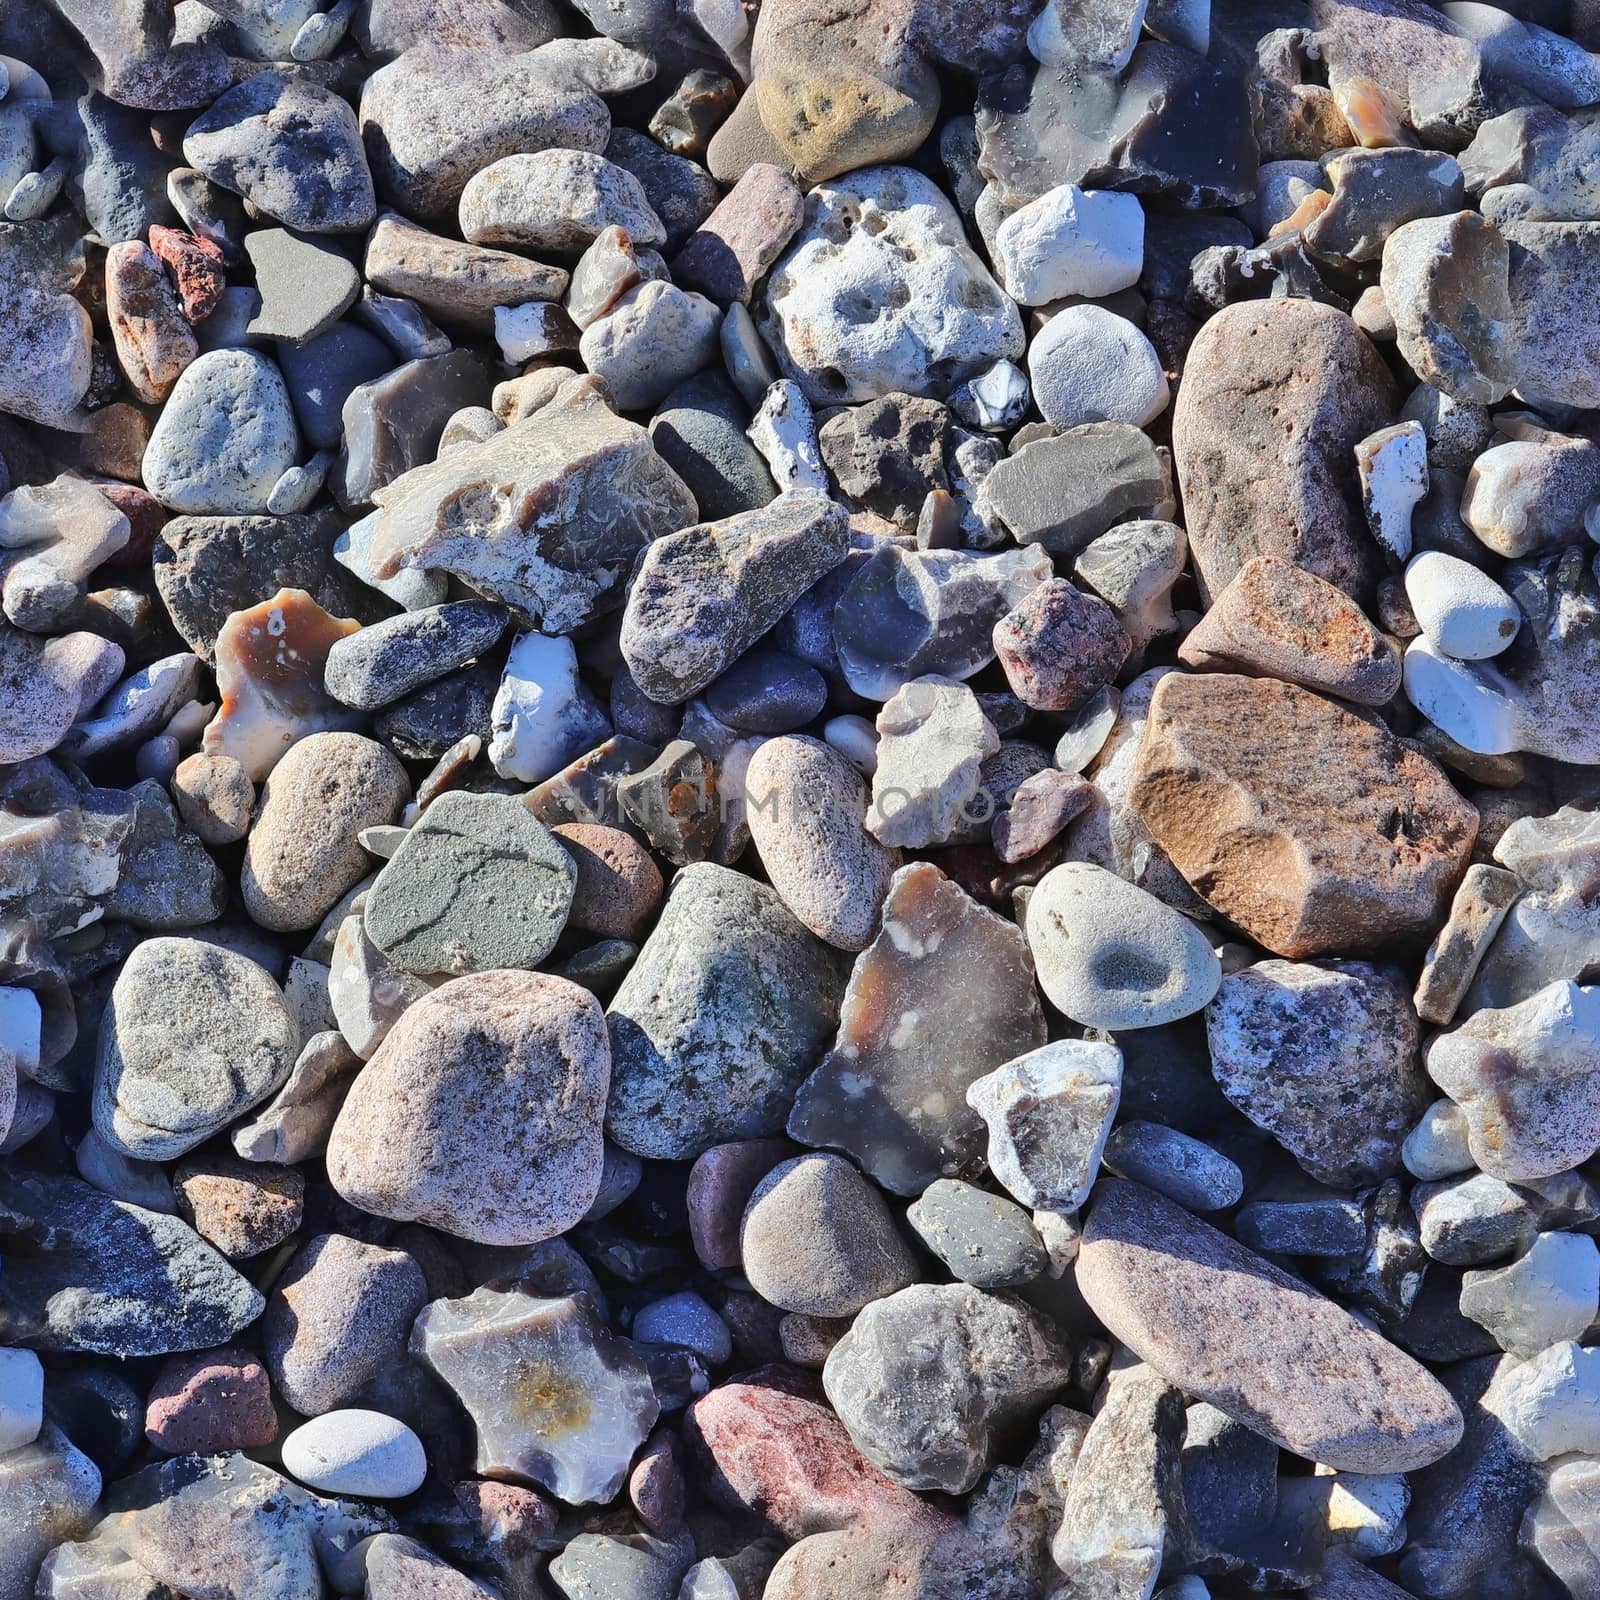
[551,822,665,941]
[144,1347,278,1454]
[105,240,198,404]
[685,1368,935,1539]
[1128,672,1478,957]
[629,1428,685,1535]
[172,1154,305,1259]
[992,768,1093,863]
[686,1137,797,1269]
[93,479,169,567]
[451,1481,558,1554]
[149,224,227,323]
[672,162,806,304]
[992,578,1130,712]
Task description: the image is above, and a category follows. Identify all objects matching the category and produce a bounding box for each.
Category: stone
[325,601,508,711]
[1172,298,1396,602]
[183,72,376,233]
[607,863,844,1159]
[141,348,300,515]
[1504,219,1600,410]
[1052,1366,1191,1598]
[1460,1231,1600,1356]
[200,589,363,781]
[789,862,1045,1196]
[0,627,124,764]
[0,475,130,631]
[1078,1179,1464,1473]
[1403,1098,1476,1182]
[1072,519,1186,651]
[993,768,1094,864]
[906,1178,1047,1289]
[1426,979,1600,1182]
[264,1232,427,1414]
[616,740,719,865]
[950,358,1031,432]
[170,754,254,847]
[153,509,373,663]
[818,393,948,528]
[866,677,998,849]
[280,1411,426,1499]
[1024,856,1206,1035]
[244,228,361,345]
[672,163,805,304]
[821,1282,1072,1494]
[1177,557,1401,706]
[99,778,222,930]
[0,220,93,428]
[1463,422,1600,559]
[1028,305,1168,433]
[1102,1122,1243,1213]
[984,421,1169,558]
[740,1153,917,1316]
[607,127,720,253]
[651,68,741,160]
[687,1141,794,1271]
[547,1528,693,1600]
[105,240,196,403]
[1483,1340,1600,1460]
[705,650,825,733]
[1413,862,1520,1026]
[1129,672,1479,958]
[460,149,665,255]
[1206,960,1427,1187]
[413,1285,659,1503]
[1404,551,1520,660]
[367,374,697,635]
[149,222,226,321]
[633,1292,730,1366]
[1303,146,1466,264]
[621,490,849,703]
[650,372,778,520]
[276,323,396,451]
[748,377,826,493]
[232,1029,360,1164]
[831,542,1053,699]
[685,1369,929,1538]
[365,211,568,326]
[0,1171,264,1357]
[0,1424,101,1600]
[93,937,298,1162]
[579,279,722,411]
[327,971,607,1243]
[242,731,409,930]
[993,578,1130,713]
[60,651,201,763]
[762,165,1022,404]
[993,183,1143,305]
[144,1348,277,1454]
[551,824,663,943]
[172,1153,303,1260]
[0,1347,42,1452]
[1356,420,1428,563]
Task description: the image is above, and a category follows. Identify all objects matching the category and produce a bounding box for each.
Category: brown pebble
[144,1347,278,1454]
[172,752,255,845]
[551,823,664,940]
[172,1153,304,1259]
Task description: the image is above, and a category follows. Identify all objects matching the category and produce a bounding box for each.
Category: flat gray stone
[244,228,361,345]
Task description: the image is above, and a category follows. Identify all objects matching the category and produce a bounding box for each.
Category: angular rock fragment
[1129,673,1478,957]
[413,1286,658,1503]
[1414,862,1520,1024]
[1504,219,1600,410]
[866,677,998,849]
[0,1424,102,1600]
[789,862,1045,1195]
[0,475,130,632]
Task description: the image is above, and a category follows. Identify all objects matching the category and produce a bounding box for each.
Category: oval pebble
[280,1409,427,1498]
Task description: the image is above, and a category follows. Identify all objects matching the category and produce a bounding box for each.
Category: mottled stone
[105,240,196,404]
[1414,862,1521,1025]
[907,1178,1047,1289]
[327,971,609,1244]
[0,626,124,764]
[992,578,1130,714]
[365,211,568,326]
[173,1152,304,1259]
[460,149,664,255]
[413,1285,658,1503]
[1129,673,1478,957]
[673,163,805,305]
[145,1348,278,1454]
[0,1424,101,1600]
[1171,299,1396,602]
[607,863,844,1158]
[822,1283,1072,1493]
[789,862,1045,1196]
[1077,1179,1464,1473]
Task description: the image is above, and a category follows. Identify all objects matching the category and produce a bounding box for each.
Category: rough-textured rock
[1206,960,1428,1187]
[144,1347,278,1455]
[789,862,1045,1196]
[460,149,665,255]
[1129,673,1478,957]
[1171,298,1397,602]
[821,1283,1072,1494]
[93,937,299,1162]
[1078,1179,1464,1473]
[326,971,610,1244]
[1503,218,1600,410]
[906,1178,1048,1289]
[993,578,1130,713]
[364,211,568,326]
[866,676,998,849]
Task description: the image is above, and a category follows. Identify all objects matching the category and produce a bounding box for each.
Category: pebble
[993,183,1144,304]
[1462,419,1600,557]
[1101,1122,1244,1213]
[0,1347,43,1451]
[906,1178,1048,1288]
[1404,550,1520,660]
[0,626,125,763]
[143,1347,277,1454]
[105,240,197,404]
[173,1152,304,1259]
[365,210,567,326]
[327,971,608,1243]
[704,650,825,733]
[1028,304,1169,431]
[281,1410,428,1498]
[580,279,722,411]
[461,149,665,256]
[489,631,611,785]
[993,577,1131,712]
[325,600,507,711]
[650,372,779,520]
[866,676,998,848]
[740,1153,917,1316]
[93,937,299,1161]
[552,824,663,941]
[242,730,410,931]
[633,1292,732,1366]
[1356,420,1429,562]
[1078,1179,1464,1473]
[673,163,805,305]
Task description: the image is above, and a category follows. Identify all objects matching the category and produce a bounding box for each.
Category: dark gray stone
[1100,1122,1243,1213]
[375,661,498,759]
[275,321,396,451]
[606,127,720,253]
[649,371,778,521]
[103,780,228,931]
[906,1178,1047,1288]
[703,649,827,734]
[73,92,176,244]
[324,600,509,710]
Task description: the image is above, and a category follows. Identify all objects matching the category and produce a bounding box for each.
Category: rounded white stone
[1402,634,1522,754]
[0,1347,44,1451]
[823,714,878,775]
[1025,861,1221,1029]
[993,183,1145,304]
[489,631,611,785]
[280,1409,426,1498]
[1402,1097,1476,1181]
[1404,550,1521,660]
[1460,1231,1600,1358]
[1027,305,1169,431]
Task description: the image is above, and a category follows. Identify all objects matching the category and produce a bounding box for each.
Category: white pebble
[1402,634,1521,754]
[1404,550,1520,659]
[1484,1341,1600,1460]
[488,631,611,785]
[0,1347,44,1450]
[995,184,1145,303]
[1027,305,1168,431]
[823,714,878,776]
[1402,1097,1476,1181]
[1356,421,1428,561]
[1460,1231,1600,1357]
[748,379,827,493]
[280,1409,427,1498]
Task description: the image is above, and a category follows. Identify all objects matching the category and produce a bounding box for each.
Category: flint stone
[1078,1179,1464,1474]
[907,1178,1047,1289]
[413,1285,659,1504]
[0,1424,101,1600]
[327,971,609,1243]
[821,1282,1072,1494]
[1128,672,1478,958]
[368,374,697,635]
[0,1171,264,1357]
[867,676,998,849]
[1102,1122,1244,1213]
[607,862,844,1160]
[1172,298,1396,602]
[232,1030,360,1165]
[325,601,507,711]
[789,862,1045,1196]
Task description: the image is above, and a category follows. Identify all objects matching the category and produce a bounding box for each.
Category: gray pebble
[324,600,508,711]
[906,1178,1048,1288]
[1100,1122,1245,1213]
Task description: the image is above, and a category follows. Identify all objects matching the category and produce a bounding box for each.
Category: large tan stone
[1128,673,1477,957]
